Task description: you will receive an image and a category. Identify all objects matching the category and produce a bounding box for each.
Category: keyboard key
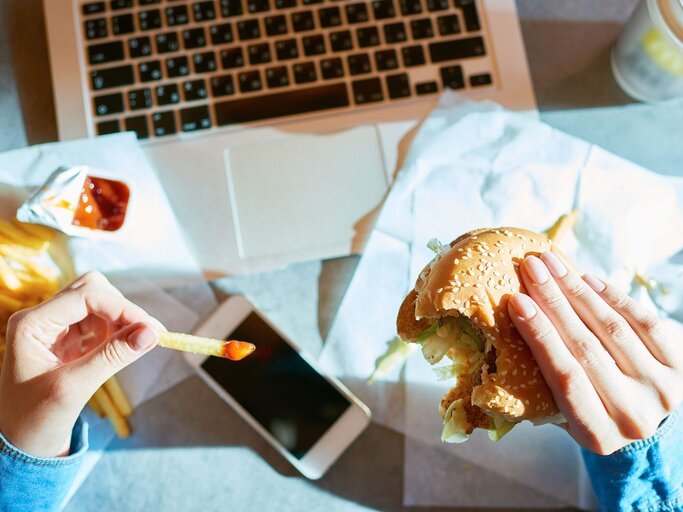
[248,0,270,13]
[437,14,460,35]
[275,0,297,7]
[386,72,410,98]
[124,115,150,139]
[111,0,133,10]
[181,105,212,131]
[427,0,449,10]
[303,0,322,4]
[293,62,316,83]
[112,13,135,35]
[139,0,161,5]
[470,72,492,87]
[429,36,485,62]
[183,28,207,49]
[83,2,106,15]
[220,47,245,68]
[138,60,162,81]
[166,55,191,77]
[303,35,325,56]
[238,70,263,92]
[88,41,125,65]
[345,3,369,23]
[128,88,153,110]
[156,32,180,53]
[220,0,243,17]
[265,15,287,36]
[183,79,209,100]
[347,53,371,75]
[275,39,298,60]
[210,23,234,44]
[352,77,383,104]
[94,93,124,116]
[454,0,480,31]
[128,36,153,58]
[440,64,464,89]
[214,83,349,125]
[320,57,344,79]
[152,111,177,137]
[91,65,134,90]
[374,49,398,70]
[329,30,353,52]
[386,23,409,45]
[166,5,190,25]
[84,18,108,40]
[402,45,425,66]
[139,9,162,31]
[97,120,120,135]
[411,18,433,39]
[399,0,422,15]
[193,51,218,72]
[372,0,395,19]
[319,6,342,27]
[248,43,272,64]
[265,66,289,88]
[193,1,217,21]
[155,83,181,105]
[292,11,315,32]
[211,74,236,96]
[416,80,438,95]
[356,26,380,48]
[237,19,261,40]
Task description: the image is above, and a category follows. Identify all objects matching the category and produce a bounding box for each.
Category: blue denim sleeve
[0,417,88,512]
[582,408,683,512]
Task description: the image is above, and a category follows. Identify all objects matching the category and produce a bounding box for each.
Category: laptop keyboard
[80,0,495,139]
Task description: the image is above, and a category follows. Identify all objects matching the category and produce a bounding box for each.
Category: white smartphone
[184,296,371,479]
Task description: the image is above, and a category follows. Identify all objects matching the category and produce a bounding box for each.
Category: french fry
[0,293,24,311]
[0,257,22,291]
[87,396,106,418]
[104,377,133,417]
[12,219,57,241]
[546,210,578,246]
[93,387,130,438]
[0,219,49,251]
[158,331,255,361]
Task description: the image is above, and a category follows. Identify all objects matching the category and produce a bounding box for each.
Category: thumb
[66,323,158,399]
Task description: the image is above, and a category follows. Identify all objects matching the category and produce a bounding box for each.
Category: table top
[3,1,682,511]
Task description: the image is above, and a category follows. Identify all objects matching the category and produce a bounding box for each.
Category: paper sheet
[318,93,683,510]
[0,134,217,504]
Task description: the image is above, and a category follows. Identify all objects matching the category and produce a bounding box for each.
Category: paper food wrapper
[318,92,683,510]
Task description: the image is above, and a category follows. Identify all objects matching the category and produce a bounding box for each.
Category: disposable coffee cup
[612,0,683,101]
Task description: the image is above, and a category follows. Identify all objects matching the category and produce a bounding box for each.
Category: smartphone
[184,296,371,479]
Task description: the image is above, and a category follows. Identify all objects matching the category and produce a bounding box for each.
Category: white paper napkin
[318,92,683,510]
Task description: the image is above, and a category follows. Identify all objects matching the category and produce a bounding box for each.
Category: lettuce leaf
[441,399,471,443]
[367,337,418,384]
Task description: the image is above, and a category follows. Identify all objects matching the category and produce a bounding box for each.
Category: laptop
[43,0,535,275]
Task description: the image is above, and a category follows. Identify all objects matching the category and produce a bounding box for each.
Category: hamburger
[397,227,565,443]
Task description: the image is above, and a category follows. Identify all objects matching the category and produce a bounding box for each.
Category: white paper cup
[612,0,683,101]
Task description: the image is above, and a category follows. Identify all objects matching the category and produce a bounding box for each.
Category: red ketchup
[72,176,130,232]
[223,341,256,361]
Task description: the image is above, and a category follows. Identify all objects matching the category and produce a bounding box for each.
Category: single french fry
[12,219,56,241]
[94,387,130,438]
[0,219,48,251]
[158,331,255,360]
[103,377,133,417]
[546,210,578,246]
[0,293,24,311]
[87,396,106,418]
[0,257,22,291]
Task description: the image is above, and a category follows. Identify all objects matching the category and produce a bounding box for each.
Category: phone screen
[201,312,351,459]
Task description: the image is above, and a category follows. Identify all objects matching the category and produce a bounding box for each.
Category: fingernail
[542,251,567,278]
[524,256,549,284]
[128,326,157,352]
[583,274,606,293]
[510,293,537,320]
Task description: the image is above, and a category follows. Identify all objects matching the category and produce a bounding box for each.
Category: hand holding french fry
[0,271,160,457]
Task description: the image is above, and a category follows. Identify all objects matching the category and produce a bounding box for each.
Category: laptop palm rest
[224,125,388,264]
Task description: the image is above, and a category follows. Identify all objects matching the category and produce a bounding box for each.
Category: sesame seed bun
[397,227,561,437]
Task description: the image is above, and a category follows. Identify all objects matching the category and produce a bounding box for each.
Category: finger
[53,316,110,363]
[61,322,158,397]
[540,252,661,377]
[507,294,615,452]
[584,274,681,368]
[520,257,625,394]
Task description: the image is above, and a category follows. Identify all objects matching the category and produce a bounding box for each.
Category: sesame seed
[453,258,460,265]
[437,287,443,293]
[493,271,501,277]
[524,400,530,405]
[536,393,541,399]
